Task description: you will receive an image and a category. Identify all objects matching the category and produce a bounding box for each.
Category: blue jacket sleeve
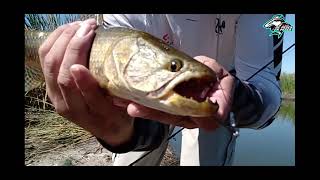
[232,14,283,129]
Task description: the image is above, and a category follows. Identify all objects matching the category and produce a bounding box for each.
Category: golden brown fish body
[25,26,218,117]
[25,30,48,91]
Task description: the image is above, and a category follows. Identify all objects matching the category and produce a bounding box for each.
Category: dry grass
[25,85,53,110]
[24,87,93,162]
[160,145,180,166]
[25,107,93,162]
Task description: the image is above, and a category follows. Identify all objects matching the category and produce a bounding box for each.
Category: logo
[215,18,225,35]
[162,33,174,46]
[263,14,293,38]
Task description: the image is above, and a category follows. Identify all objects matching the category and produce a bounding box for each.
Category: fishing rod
[129,43,295,166]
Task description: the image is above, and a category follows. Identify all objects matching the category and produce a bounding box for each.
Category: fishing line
[247,43,295,81]
[128,43,295,166]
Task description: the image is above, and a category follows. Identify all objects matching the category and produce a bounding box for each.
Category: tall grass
[25,14,95,31]
[280,73,295,97]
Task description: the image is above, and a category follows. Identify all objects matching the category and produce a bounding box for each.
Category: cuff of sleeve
[96,127,138,154]
[231,75,264,128]
[96,118,166,153]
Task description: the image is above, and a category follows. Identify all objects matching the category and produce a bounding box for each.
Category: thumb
[127,103,150,118]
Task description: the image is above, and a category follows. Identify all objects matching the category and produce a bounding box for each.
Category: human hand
[38,19,134,146]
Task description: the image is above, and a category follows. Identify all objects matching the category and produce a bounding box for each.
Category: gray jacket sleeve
[232,14,283,129]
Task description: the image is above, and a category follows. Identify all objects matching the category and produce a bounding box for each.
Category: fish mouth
[147,72,219,117]
[173,76,214,102]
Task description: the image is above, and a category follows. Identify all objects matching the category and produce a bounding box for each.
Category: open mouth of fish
[172,76,214,103]
[147,72,219,116]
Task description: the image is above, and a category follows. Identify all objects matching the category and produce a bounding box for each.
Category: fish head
[122,31,219,117]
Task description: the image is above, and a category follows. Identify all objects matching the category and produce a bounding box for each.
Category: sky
[281,14,295,74]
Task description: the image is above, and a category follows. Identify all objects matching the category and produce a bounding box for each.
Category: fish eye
[169,59,183,72]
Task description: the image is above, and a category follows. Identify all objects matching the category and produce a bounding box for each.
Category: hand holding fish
[37,19,135,146]
[126,56,236,131]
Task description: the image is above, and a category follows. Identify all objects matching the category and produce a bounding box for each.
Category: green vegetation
[277,73,295,124]
[280,73,295,98]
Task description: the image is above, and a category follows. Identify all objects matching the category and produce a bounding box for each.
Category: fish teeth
[210,98,218,105]
[200,87,210,99]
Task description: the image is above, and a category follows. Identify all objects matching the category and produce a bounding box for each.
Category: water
[169,100,295,166]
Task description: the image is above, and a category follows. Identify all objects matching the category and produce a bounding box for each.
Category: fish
[25,26,219,117]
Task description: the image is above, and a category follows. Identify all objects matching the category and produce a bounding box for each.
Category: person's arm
[97,14,170,153]
[232,14,283,129]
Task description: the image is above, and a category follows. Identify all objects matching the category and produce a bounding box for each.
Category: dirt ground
[25,108,179,166]
[25,137,112,166]
[25,137,179,166]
